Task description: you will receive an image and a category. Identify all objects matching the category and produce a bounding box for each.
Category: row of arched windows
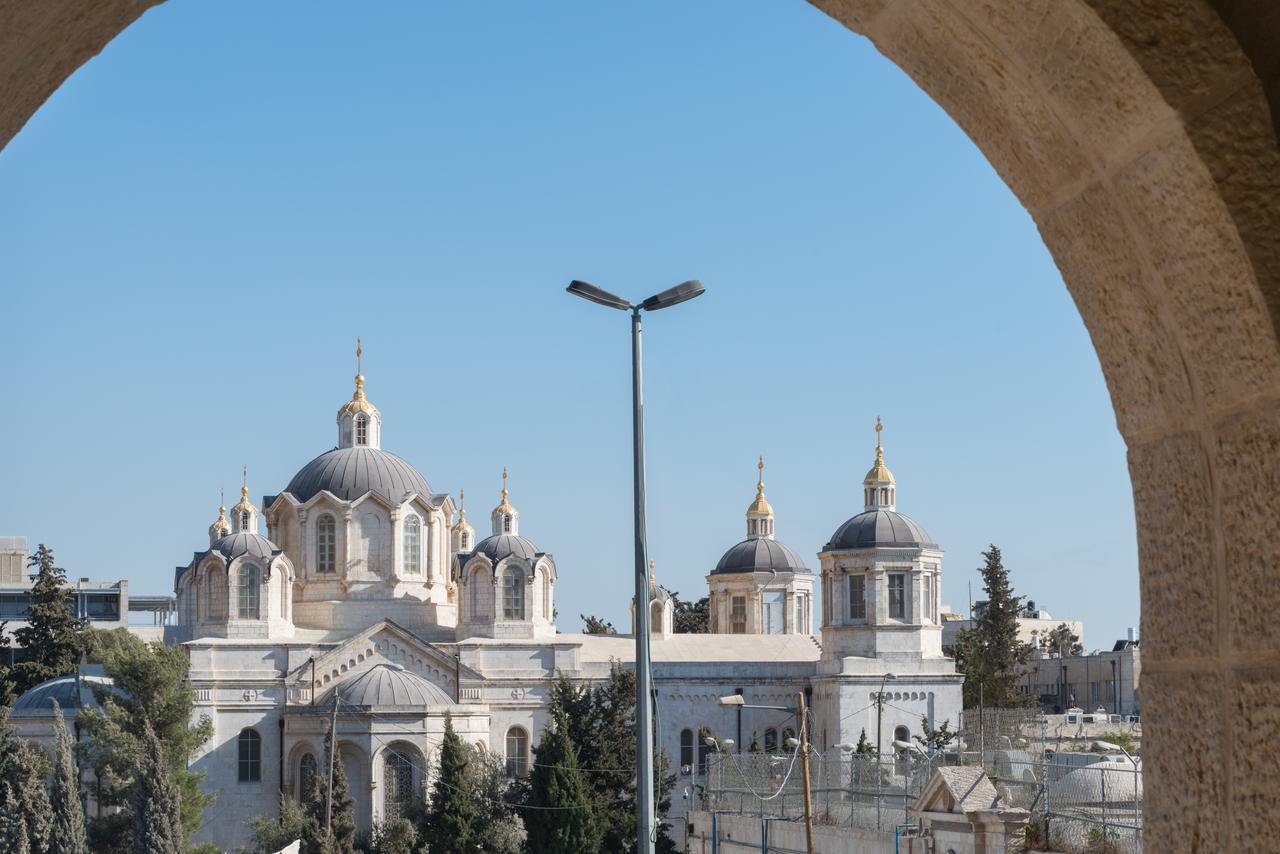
[679,728,713,775]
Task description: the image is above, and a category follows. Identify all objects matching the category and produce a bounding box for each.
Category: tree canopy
[952,545,1034,708]
[671,593,709,634]
[11,545,86,698]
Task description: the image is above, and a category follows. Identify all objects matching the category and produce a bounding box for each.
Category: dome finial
[458,488,466,520]
[495,467,514,514]
[863,416,896,490]
[746,453,774,519]
[209,488,230,539]
[354,336,365,399]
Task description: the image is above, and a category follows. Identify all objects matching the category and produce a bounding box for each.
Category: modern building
[942,603,1085,652]
[9,350,962,850]
[1015,636,1141,716]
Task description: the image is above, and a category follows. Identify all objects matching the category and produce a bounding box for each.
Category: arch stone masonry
[1,0,1279,849]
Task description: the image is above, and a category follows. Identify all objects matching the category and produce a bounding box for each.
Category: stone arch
[3,2,1280,847]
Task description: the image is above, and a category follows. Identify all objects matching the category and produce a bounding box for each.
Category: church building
[11,346,962,850]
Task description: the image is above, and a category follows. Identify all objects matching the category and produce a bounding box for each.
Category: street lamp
[874,672,897,757]
[567,278,705,854]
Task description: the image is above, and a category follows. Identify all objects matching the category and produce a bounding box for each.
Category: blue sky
[0,1,1139,647]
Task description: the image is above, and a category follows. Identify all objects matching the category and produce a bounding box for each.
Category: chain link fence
[698,709,1142,854]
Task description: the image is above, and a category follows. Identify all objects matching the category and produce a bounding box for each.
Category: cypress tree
[954,545,1033,708]
[422,714,478,854]
[9,740,52,854]
[131,722,183,854]
[525,715,598,854]
[12,545,87,696]
[49,701,88,854]
[0,783,31,854]
[304,732,356,854]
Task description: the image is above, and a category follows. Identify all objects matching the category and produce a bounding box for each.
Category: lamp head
[718,694,746,707]
[567,280,631,311]
[640,280,704,311]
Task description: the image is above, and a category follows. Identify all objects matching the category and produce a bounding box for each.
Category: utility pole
[325,693,338,836]
[798,691,815,854]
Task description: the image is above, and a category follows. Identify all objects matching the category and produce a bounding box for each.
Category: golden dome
[209,489,230,532]
[338,337,381,418]
[863,416,896,484]
[746,455,774,516]
[233,466,257,513]
[451,488,473,532]
[494,467,515,515]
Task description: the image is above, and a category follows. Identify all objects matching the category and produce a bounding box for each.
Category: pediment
[297,619,481,697]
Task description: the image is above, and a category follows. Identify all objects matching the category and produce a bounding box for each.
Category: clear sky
[0,1,1140,648]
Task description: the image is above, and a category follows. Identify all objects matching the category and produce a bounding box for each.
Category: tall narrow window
[355,415,368,445]
[888,573,906,620]
[317,514,336,573]
[505,727,529,777]
[680,729,694,770]
[299,753,317,803]
[764,728,778,753]
[923,575,933,622]
[237,565,260,620]
[384,750,414,818]
[403,516,421,575]
[848,575,866,620]
[730,596,747,634]
[238,729,261,782]
[698,735,711,775]
[502,514,512,533]
[541,575,550,620]
[240,511,250,531]
[503,570,524,620]
[763,591,785,634]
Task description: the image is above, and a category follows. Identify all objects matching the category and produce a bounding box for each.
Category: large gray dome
[471,534,540,564]
[285,447,431,505]
[333,664,454,708]
[825,509,936,550]
[712,538,810,575]
[11,669,115,717]
[211,531,279,563]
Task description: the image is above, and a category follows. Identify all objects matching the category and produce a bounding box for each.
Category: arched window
[355,414,368,445]
[505,727,529,777]
[502,514,512,533]
[403,516,421,575]
[698,734,712,775]
[460,530,471,551]
[238,729,261,782]
[240,511,250,530]
[503,570,524,620]
[782,727,796,748]
[764,728,778,753]
[469,569,493,621]
[541,573,550,620]
[384,750,415,819]
[893,725,910,752]
[237,565,260,620]
[680,729,694,770]
[749,519,757,535]
[317,514,336,573]
[298,753,317,803]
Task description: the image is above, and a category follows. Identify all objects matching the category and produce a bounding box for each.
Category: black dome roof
[210,531,279,563]
[712,538,810,575]
[471,534,541,563]
[285,447,431,505]
[825,510,936,550]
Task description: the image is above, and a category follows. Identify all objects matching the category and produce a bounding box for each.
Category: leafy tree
[0,783,31,854]
[12,545,87,697]
[580,614,617,635]
[304,731,356,854]
[671,593,709,634]
[854,728,874,755]
[1045,623,1083,657]
[912,717,958,754]
[1095,730,1139,756]
[953,545,1033,708]
[368,816,417,854]
[421,714,477,854]
[78,630,214,850]
[131,722,183,854]
[49,702,88,854]
[249,793,316,853]
[0,709,52,854]
[525,715,599,854]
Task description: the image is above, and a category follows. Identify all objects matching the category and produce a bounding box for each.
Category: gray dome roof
[471,534,540,564]
[334,664,454,708]
[712,538,810,575]
[211,531,279,563]
[825,510,936,550]
[11,670,114,717]
[285,447,431,505]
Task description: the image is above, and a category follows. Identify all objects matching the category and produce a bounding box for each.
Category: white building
[10,350,962,850]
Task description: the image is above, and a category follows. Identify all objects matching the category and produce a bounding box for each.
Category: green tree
[421,714,478,854]
[464,747,525,854]
[132,722,183,854]
[12,545,87,697]
[304,731,356,854]
[525,715,599,854]
[49,702,88,854]
[953,545,1033,708]
[580,615,617,635]
[0,783,31,854]
[854,728,874,755]
[1045,623,1083,657]
[78,630,214,850]
[912,717,958,754]
[0,709,52,854]
[671,593,710,633]
[248,793,315,853]
[368,816,417,854]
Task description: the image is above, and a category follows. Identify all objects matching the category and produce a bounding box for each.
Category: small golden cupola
[337,337,382,449]
[208,488,231,545]
[491,467,519,536]
[232,465,259,534]
[451,488,475,553]
[863,416,897,512]
[745,455,775,540]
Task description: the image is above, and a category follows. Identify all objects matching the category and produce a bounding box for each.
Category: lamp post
[874,672,896,834]
[568,279,705,854]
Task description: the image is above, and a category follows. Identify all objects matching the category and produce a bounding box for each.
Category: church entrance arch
[2,2,1279,848]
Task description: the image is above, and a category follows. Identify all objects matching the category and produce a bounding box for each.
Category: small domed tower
[208,489,231,545]
[863,416,896,511]
[491,468,519,536]
[706,456,814,634]
[451,488,475,554]
[232,466,259,534]
[337,337,382,449]
[632,560,674,639]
